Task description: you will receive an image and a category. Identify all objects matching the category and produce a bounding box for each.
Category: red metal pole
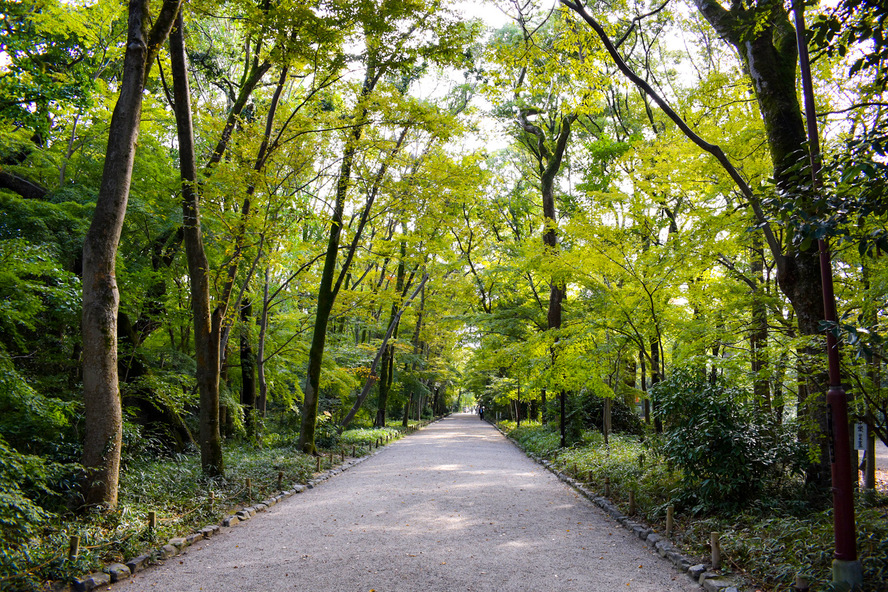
[821,242,857,562]
[792,0,860,581]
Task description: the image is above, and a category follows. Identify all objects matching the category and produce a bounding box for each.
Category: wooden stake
[148,510,156,530]
[628,491,636,515]
[246,477,252,501]
[277,471,283,491]
[666,505,674,538]
[794,574,810,591]
[352,445,356,457]
[711,532,721,569]
[68,535,80,559]
[604,476,611,497]
[316,455,321,472]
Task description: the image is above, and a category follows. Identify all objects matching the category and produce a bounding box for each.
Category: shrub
[578,394,644,435]
[652,366,805,512]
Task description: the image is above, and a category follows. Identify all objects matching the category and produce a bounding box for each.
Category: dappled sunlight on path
[122,414,700,592]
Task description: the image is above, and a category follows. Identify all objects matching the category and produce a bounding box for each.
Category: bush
[578,394,644,436]
[652,366,806,512]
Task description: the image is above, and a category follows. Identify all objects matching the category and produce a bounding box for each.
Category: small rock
[125,554,150,574]
[186,533,202,545]
[698,571,721,584]
[158,544,178,559]
[104,563,131,582]
[169,537,187,549]
[223,515,240,527]
[632,525,651,539]
[255,503,268,511]
[702,578,735,592]
[72,571,111,591]
[688,564,707,579]
[200,525,219,538]
[294,485,306,493]
[655,540,674,557]
[666,551,685,565]
[646,533,662,546]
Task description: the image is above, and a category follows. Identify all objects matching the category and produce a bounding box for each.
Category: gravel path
[121,414,701,591]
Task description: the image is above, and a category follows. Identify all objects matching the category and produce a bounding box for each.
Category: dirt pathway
[121,414,701,591]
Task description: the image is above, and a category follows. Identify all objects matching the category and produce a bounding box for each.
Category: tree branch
[560,0,784,271]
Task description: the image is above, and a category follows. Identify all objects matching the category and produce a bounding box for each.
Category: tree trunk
[516,110,575,447]
[750,236,771,412]
[299,113,407,452]
[640,348,649,424]
[240,297,257,439]
[81,0,182,507]
[403,392,413,427]
[691,0,829,487]
[169,10,223,477]
[340,274,428,429]
[299,60,377,453]
[257,267,271,418]
[375,239,407,427]
[651,338,662,433]
[562,0,831,485]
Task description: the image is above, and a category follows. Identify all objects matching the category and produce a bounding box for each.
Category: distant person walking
[479,406,484,421]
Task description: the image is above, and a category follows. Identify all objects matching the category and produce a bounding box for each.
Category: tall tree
[80,0,182,508]
[560,0,834,484]
[298,0,474,453]
[169,8,225,476]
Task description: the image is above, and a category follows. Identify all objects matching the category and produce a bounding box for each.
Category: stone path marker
[122,414,701,591]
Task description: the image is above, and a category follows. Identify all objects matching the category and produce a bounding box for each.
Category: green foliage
[811,0,888,91]
[340,426,401,452]
[576,392,644,436]
[501,421,682,516]
[652,366,806,512]
[313,411,340,449]
[0,442,317,590]
[0,354,76,454]
[687,500,888,592]
[0,437,58,546]
[503,421,563,457]
[0,194,91,269]
[0,239,81,353]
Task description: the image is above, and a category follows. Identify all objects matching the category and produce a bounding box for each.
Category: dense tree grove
[0,0,885,587]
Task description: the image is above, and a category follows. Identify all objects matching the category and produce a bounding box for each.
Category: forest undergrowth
[0,421,407,592]
[500,421,888,592]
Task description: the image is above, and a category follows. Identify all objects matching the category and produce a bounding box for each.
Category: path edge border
[488,420,748,592]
